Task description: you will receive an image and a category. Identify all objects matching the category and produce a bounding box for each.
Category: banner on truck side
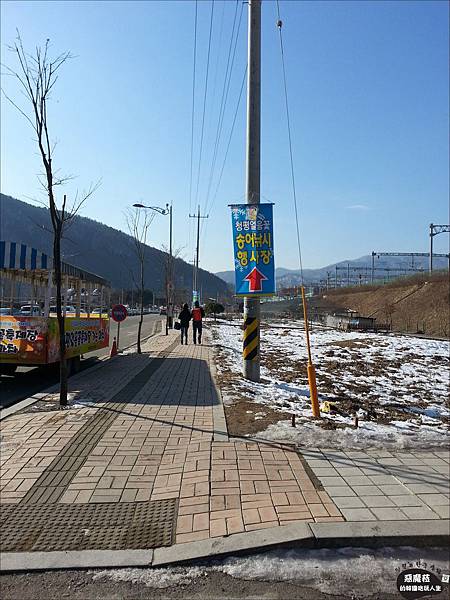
[230,203,275,297]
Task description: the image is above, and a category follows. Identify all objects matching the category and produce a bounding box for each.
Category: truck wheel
[0,364,17,376]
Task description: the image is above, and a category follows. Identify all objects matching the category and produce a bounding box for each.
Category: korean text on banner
[230,203,275,297]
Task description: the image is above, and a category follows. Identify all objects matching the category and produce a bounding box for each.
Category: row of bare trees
[3,35,183,403]
[3,34,99,406]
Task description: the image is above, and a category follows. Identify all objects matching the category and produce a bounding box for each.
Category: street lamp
[133,203,169,215]
[133,202,173,334]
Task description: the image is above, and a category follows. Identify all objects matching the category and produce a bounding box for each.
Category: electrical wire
[209,65,247,216]
[198,63,247,251]
[194,0,215,210]
[188,0,198,254]
[276,0,304,286]
[203,0,243,221]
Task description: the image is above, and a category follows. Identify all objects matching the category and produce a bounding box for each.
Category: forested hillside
[0,194,228,298]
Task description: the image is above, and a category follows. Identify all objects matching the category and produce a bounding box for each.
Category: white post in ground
[243,0,261,382]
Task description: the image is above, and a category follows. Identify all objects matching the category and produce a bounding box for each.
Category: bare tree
[3,34,98,406]
[161,244,185,326]
[125,208,155,353]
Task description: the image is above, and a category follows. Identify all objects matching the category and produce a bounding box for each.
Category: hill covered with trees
[0,194,228,300]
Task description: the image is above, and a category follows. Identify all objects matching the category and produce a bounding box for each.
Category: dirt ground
[315,273,450,338]
[0,570,401,600]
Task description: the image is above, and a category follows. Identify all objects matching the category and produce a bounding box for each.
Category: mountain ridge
[0,194,228,298]
[216,254,448,286]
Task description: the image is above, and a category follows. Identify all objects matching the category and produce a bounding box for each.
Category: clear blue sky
[1,0,448,273]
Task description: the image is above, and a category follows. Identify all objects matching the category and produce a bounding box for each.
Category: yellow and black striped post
[243,315,260,363]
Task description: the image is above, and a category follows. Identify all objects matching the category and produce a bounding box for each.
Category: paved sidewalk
[0,327,449,565]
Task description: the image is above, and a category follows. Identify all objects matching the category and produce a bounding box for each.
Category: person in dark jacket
[178,303,191,345]
[191,301,205,345]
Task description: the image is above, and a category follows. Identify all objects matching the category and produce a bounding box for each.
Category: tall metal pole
[371,252,375,283]
[243,0,261,382]
[429,223,433,273]
[189,206,208,303]
[166,203,173,334]
[196,205,200,291]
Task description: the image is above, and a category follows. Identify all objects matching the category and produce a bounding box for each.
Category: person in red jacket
[191,301,205,345]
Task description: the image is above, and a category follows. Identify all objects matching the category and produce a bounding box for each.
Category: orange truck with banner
[0,241,110,375]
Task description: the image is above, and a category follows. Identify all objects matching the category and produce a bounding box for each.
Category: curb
[1,519,448,573]
[0,320,164,421]
[206,332,229,443]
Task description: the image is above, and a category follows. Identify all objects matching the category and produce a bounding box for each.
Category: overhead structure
[371,250,449,282]
[429,224,450,272]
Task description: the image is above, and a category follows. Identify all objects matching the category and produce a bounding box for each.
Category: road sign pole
[243,0,261,383]
[117,321,120,351]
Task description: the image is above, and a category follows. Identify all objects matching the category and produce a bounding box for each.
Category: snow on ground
[91,547,449,597]
[209,320,449,447]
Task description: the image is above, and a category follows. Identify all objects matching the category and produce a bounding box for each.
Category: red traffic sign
[111,304,128,322]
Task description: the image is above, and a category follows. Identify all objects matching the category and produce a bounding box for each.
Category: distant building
[325,310,376,331]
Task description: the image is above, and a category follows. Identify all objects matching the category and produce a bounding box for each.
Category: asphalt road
[0,314,163,409]
[0,569,400,600]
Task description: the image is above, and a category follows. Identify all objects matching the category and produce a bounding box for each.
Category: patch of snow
[210,321,449,447]
[90,547,449,597]
[91,566,204,588]
[256,420,449,450]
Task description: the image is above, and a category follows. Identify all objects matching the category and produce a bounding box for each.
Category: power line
[207,64,248,220]
[203,0,243,219]
[276,0,304,285]
[193,0,215,211]
[188,0,199,254]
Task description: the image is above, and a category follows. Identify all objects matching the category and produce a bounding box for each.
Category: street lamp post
[133,203,173,335]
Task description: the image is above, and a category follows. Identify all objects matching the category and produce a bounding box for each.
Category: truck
[0,240,111,376]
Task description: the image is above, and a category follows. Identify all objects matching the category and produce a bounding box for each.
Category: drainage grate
[0,498,178,552]
[20,338,180,506]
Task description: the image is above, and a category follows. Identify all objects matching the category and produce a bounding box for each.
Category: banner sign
[0,316,109,364]
[48,317,110,361]
[230,203,275,297]
[0,317,47,363]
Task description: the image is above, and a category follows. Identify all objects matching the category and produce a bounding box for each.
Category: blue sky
[1,0,448,273]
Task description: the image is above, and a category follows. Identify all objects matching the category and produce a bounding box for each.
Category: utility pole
[166,203,173,334]
[243,0,261,382]
[189,205,208,303]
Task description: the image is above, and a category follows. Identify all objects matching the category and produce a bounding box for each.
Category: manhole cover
[0,498,177,552]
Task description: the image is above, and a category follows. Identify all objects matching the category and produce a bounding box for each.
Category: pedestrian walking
[191,300,205,345]
[178,303,191,345]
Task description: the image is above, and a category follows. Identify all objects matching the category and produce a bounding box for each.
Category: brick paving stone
[371,507,409,520]
[178,502,210,516]
[227,515,245,534]
[176,515,193,534]
[361,495,396,508]
[400,505,441,520]
[340,508,377,521]
[210,518,227,537]
[1,332,349,552]
[243,508,260,525]
[176,530,210,544]
[432,505,450,518]
[245,520,279,531]
[334,496,366,509]
[325,486,357,497]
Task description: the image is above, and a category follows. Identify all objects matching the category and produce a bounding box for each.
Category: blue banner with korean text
[230,203,275,297]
